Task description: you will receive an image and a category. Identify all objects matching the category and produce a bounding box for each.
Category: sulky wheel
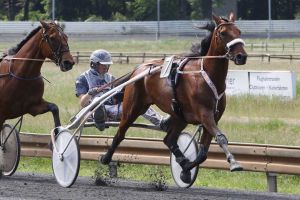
[52,129,80,188]
[0,124,20,176]
[170,132,199,188]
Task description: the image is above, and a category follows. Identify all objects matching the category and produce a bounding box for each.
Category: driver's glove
[88,87,99,96]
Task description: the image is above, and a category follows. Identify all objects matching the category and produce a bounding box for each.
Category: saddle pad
[160,56,175,78]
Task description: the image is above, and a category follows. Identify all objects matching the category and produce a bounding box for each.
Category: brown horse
[0,21,75,132]
[101,12,247,183]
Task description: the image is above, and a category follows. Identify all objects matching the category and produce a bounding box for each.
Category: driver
[75,49,168,131]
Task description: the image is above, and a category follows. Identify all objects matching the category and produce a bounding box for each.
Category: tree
[4,0,23,20]
[23,0,29,20]
[126,0,191,21]
[237,0,300,20]
[189,0,223,20]
[201,0,212,19]
[1,0,299,21]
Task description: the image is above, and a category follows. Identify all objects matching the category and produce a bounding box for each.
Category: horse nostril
[235,53,247,65]
[63,60,74,70]
[236,53,242,60]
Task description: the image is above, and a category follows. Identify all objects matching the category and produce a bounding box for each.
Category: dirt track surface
[0,172,299,200]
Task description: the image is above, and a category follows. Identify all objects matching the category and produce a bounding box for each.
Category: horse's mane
[185,22,215,57]
[7,26,42,55]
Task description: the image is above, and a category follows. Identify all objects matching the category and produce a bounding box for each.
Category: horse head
[212,12,247,65]
[40,21,75,72]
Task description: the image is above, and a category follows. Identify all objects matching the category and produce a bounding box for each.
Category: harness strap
[170,58,190,122]
[200,59,225,113]
[9,72,42,80]
[8,58,43,81]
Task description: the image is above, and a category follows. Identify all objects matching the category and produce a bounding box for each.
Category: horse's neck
[13,30,45,77]
[203,47,229,92]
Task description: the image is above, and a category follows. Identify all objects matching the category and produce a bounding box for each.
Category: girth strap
[170,58,190,121]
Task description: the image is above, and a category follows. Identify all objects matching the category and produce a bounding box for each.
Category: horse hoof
[180,170,191,184]
[53,126,63,136]
[99,155,111,165]
[230,162,243,172]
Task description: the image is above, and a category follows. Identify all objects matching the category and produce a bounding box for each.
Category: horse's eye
[220,31,226,37]
[49,36,55,41]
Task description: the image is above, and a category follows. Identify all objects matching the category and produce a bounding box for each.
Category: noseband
[42,26,70,66]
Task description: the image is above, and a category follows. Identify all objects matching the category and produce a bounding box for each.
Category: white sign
[226,70,249,95]
[249,71,296,100]
[225,70,296,100]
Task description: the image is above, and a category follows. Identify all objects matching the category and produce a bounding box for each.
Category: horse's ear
[228,11,236,22]
[212,13,221,25]
[40,20,50,30]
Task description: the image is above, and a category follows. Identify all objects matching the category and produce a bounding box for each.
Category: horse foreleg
[202,113,243,172]
[100,127,128,165]
[100,106,146,165]
[215,131,243,171]
[28,100,61,128]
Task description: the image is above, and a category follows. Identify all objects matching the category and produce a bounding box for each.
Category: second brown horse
[0,21,75,133]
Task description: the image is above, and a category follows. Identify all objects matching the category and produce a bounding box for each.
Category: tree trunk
[179,0,188,19]
[8,0,16,20]
[201,0,212,19]
[23,0,29,20]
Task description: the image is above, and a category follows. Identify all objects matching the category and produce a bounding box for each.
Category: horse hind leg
[100,121,130,165]
[162,117,192,183]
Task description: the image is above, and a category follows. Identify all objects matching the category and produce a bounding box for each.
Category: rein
[93,70,134,93]
[4,57,46,62]
[0,57,49,82]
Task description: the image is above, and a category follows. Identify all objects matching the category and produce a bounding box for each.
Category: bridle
[42,25,70,66]
[214,22,246,60]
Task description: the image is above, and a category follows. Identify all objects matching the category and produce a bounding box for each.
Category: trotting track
[0,172,299,200]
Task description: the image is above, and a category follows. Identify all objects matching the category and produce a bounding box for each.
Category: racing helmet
[90,49,113,67]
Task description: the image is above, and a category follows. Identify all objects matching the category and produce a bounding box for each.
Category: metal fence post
[76,51,79,64]
[266,172,278,192]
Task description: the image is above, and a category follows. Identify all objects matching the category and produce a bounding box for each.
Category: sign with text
[226,70,249,95]
[249,71,296,99]
[225,70,296,99]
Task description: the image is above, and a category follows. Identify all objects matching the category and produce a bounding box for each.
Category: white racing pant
[104,103,162,126]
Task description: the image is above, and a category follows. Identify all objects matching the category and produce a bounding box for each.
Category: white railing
[0,20,299,35]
